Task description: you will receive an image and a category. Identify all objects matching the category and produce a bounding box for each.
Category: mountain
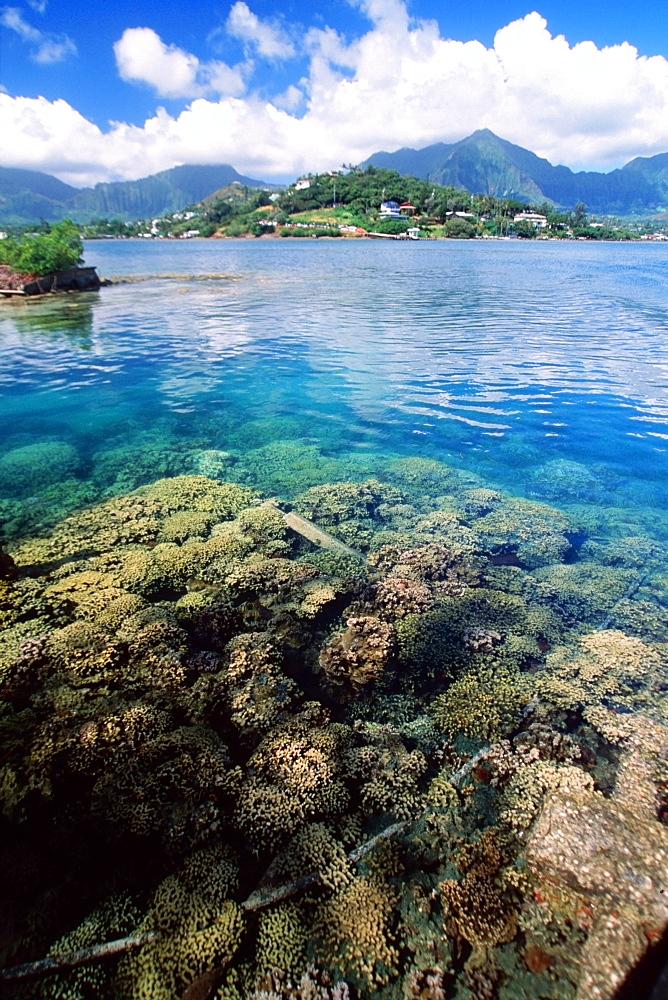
[364,130,668,214]
[0,164,273,225]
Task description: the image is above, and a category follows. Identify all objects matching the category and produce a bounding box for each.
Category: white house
[380,201,406,219]
[513,212,548,230]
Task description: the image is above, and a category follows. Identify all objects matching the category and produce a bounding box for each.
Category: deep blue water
[1,238,668,532]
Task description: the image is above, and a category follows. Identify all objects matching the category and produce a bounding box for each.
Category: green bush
[0,220,83,276]
[373,218,410,235]
[443,217,476,239]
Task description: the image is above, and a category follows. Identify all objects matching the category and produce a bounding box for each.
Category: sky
[2,0,668,187]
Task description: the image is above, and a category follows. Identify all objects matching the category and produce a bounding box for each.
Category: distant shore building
[380,201,406,219]
[513,212,548,230]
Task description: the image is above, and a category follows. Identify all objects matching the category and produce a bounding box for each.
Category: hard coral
[319,616,395,695]
[313,874,399,989]
[431,664,531,742]
[438,830,517,949]
[0,440,80,496]
[234,719,352,853]
[223,632,301,740]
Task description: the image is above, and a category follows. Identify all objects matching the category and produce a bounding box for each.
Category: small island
[0,219,102,297]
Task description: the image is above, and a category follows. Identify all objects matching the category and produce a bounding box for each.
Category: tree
[572,202,588,228]
[509,220,536,239]
[0,219,83,276]
[443,217,476,239]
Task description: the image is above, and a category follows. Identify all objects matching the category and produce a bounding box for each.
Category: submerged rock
[526,719,668,1000]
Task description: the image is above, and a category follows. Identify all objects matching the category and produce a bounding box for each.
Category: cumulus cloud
[226,1,294,60]
[4,3,668,185]
[1,5,75,62]
[113,26,246,98]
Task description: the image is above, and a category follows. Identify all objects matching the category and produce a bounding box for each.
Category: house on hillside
[380,201,406,219]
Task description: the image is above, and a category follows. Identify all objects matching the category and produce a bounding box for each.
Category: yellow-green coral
[223,632,301,738]
[431,664,532,742]
[472,496,574,568]
[43,893,142,1000]
[272,822,353,892]
[255,901,309,978]
[117,874,245,1000]
[313,874,399,988]
[537,628,663,714]
[234,719,352,852]
[0,440,80,496]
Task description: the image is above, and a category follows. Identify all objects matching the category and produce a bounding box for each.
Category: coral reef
[319,616,395,695]
[431,664,532,742]
[0,440,80,496]
[472,496,574,568]
[2,466,668,1000]
[439,830,518,948]
[313,874,400,989]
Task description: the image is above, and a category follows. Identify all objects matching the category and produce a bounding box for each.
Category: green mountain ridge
[364,129,668,214]
[0,163,273,226]
[4,131,668,225]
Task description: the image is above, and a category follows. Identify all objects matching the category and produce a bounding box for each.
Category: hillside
[364,130,667,214]
[0,164,273,226]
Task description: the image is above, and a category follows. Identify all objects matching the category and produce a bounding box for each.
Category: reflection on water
[3,292,97,344]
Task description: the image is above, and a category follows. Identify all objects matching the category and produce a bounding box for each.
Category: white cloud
[226,2,294,60]
[113,27,246,98]
[4,4,668,186]
[1,5,75,62]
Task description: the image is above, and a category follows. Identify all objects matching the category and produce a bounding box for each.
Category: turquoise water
[2,239,668,523]
[3,239,668,998]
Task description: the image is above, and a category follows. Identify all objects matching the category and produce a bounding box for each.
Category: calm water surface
[1,238,667,509]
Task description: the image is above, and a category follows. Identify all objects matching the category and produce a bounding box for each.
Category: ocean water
[2,238,668,998]
[2,239,668,517]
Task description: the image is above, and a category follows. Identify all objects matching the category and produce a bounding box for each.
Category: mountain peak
[364,131,667,213]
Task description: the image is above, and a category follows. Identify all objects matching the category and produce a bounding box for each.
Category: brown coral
[438,830,517,948]
[319,616,395,694]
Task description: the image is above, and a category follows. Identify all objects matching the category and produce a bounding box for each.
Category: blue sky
[3,0,668,186]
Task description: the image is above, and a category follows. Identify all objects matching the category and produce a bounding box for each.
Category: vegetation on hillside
[2,170,657,246]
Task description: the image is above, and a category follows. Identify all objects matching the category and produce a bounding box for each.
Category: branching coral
[11,475,257,571]
[472,496,575,569]
[255,901,310,980]
[438,830,518,949]
[431,664,532,742]
[533,562,637,627]
[0,440,80,496]
[313,874,399,989]
[222,632,301,740]
[117,876,246,1000]
[344,737,428,821]
[233,717,352,853]
[42,893,143,1000]
[92,725,241,848]
[536,628,663,715]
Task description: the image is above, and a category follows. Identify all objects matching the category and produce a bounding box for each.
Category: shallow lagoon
[1,239,668,999]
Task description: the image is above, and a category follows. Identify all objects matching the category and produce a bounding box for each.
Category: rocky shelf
[0,265,106,297]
